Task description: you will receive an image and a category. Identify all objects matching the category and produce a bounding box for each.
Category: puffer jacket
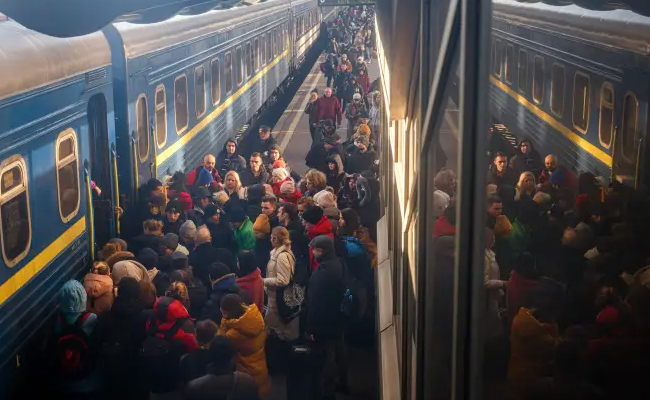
[234,217,257,252]
[218,304,271,397]
[263,245,299,341]
[83,273,114,315]
[306,216,334,271]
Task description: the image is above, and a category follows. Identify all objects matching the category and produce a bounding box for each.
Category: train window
[136,95,149,161]
[56,129,80,222]
[267,34,272,63]
[253,39,260,72]
[195,66,206,118]
[504,44,514,84]
[572,72,590,133]
[174,74,189,134]
[261,36,267,66]
[598,83,614,148]
[621,93,638,160]
[551,64,565,117]
[235,46,243,86]
[0,156,31,267]
[276,30,281,56]
[211,59,221,106]
[285,24,290,50]
[155,86,167,147]
[518,49,528,93]
[533,56,544,104]
[225,52,233,94]
[245,42,252,78]
[492,40,501,77]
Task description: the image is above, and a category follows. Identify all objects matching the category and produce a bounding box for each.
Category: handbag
[276,252,305,323]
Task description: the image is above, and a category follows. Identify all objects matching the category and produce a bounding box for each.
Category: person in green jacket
[227,206,256,252]
[506,199,539,260]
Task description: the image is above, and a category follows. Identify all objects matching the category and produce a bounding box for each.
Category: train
[489,0,649,187]
[0,0,336,394]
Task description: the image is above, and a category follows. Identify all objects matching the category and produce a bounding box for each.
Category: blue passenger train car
[490,0,650,186]
[0,20,118,394]
[0,0,333,395]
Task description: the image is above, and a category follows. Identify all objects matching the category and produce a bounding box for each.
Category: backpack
[55,312,93,380]
[139,317,187,393]
[340,237,372,319]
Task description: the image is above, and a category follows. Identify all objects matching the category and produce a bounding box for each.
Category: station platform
[273,55,380,176]
[268,55,380,400]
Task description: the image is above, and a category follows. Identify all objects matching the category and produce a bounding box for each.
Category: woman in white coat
[264,226,299,341]
[485,228,507,339]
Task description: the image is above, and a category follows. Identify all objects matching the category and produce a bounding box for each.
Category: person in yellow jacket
[218,293,271,397]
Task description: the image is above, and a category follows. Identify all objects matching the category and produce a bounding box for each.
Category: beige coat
[263,245,299,341]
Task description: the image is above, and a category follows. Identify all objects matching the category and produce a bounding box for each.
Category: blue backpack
[340,237,372,319]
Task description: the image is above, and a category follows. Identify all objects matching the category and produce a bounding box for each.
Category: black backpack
[54,312,93,380]
[139,317,187,393]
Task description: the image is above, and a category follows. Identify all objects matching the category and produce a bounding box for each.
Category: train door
[133,90,156,200]
[87,94,115,250]
[611,93,641,187]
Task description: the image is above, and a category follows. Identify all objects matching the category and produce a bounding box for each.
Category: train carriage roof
[0,20,110,102]
[494,0,650,54]
[113,0,291,59]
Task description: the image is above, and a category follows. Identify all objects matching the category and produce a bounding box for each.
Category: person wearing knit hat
[179,220,198,249]
[162,232,190,255]
[301,205,324,226]
[341,208,362,232]
[272,167,289,183]
[59,280,96,325]
[356,123,371,137]
[163,199,186,236]
[272,159,286,169]
[280,179,302,204]
[346,133,377,174]
[355,135,369,148]
[196,168,215,187]
[138,248,171,296]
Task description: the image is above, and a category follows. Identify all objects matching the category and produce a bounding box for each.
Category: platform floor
[269,55,380,400]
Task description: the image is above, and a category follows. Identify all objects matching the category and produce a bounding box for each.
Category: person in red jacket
[147,295,199,354]
[301,205,334,271]
[314,87,343,128]
[185,154,223,190]
[235,250,264,312]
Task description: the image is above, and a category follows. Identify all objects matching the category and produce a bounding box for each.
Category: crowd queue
[433,125,650,399]
[43,6,380,400]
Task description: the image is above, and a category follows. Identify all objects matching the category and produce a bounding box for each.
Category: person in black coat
[189,226,221,288]
[509,137,543,179]
[130,219,165,257]
[305,235,347,400]
[345,135,377,174]
[216,139,247,180]
[239,152,271,187]
[204,205,236,252]
[240,125,278,160]
[180,320,219,385]
[486,152,518,188]
[200,263,249,325]
[278,203,311,285]
[183,336,261,400]
[138,248,171,297]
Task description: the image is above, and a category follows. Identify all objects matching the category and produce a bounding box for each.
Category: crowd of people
[42,6,380,400]
[433,125,650,399]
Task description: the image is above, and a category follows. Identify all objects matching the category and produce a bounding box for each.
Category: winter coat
[112,260,151,285]
[166,190,193,212]
[148,268,172,297]
[337,181,359,210]
[507,307,559,396]
[163,215,187,235]
[509,138,543,178]
[147,297,199,355]
[186,166,223,189]
[129,233,164,257]
[433,216,456,239]
[484,249,506,338]
[201,274,247,325]
[207,220,236,253]
[305,250,346,340]
[305,216,335,271]
[486,166,518,188]
[322,206,341,235]
[285,220,311,285]
[356,72,371,94]
[263,245,299,341]
[326,155,345,193]
[345,147,377,174]
[216,143,247,179]
[314,96,343,126]
[239,168,270,187]
[83,273,114,315]
[237,268,264,313]
[218,304,271,397]
[240,133,277,160]
[506,270,540,326]
[183,368,261,400]
[505,219,532,260]
[234,218,257,253]
[190,242,221,288]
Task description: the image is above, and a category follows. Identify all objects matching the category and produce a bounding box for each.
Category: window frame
[504,44,514,84]
[518,49,528,94]
[55,128,81,223]
[253,38,260,72]
[492,40,502,78]
[154,85,167,148]
[245,42,252,78]
[621,92,639,161]
[135,93,149,162]
[210,58,221,106]
[572,71,591,134]
[261,35,267,66]
[0,155,32,267]
[224,51,233,95]
[532,55,545,104]
[550,63,565,117]
[194,65,206,119]
[235,46,244,86]
[174,74,189,134]
[598,82,614,149]
[267,34,273,63]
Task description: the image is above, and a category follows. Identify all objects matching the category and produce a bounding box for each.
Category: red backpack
[55,312,92,380]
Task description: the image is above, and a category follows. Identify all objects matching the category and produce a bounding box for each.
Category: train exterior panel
[490,0,650,185]
[0,21,117,393]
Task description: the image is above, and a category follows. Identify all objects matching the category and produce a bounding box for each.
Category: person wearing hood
[160,232,190,256]
[95,277,150,399]
[163,200,187,236]
[204,204,236,252]
[187,186,213,227]
[190,226,221,288]
[218,294,271,397]
[240,125,278,160]
[509,138,543,179]
[201,262,248,325]
[306,131,346,174]
[138,247,171,297]
[216,138,247,180]
[52,280,101,397]
[343,75,365,109]
[240,152,271,187]
[236,250,264,312]
[226,205,257,253]
[186,154,223,190]
[301,205,334,271]
[314,190,340,234]
[305,89,322,141]
[112,259,151,286]
[345,135,377,174]
[305,235,346,400]
[179,220,198,255]
[83,261,114,315]
[271,167,292,198]
[277,203,311,284]
[337,173,360,210]
[325,154,345,193]
[267,146,301,181]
